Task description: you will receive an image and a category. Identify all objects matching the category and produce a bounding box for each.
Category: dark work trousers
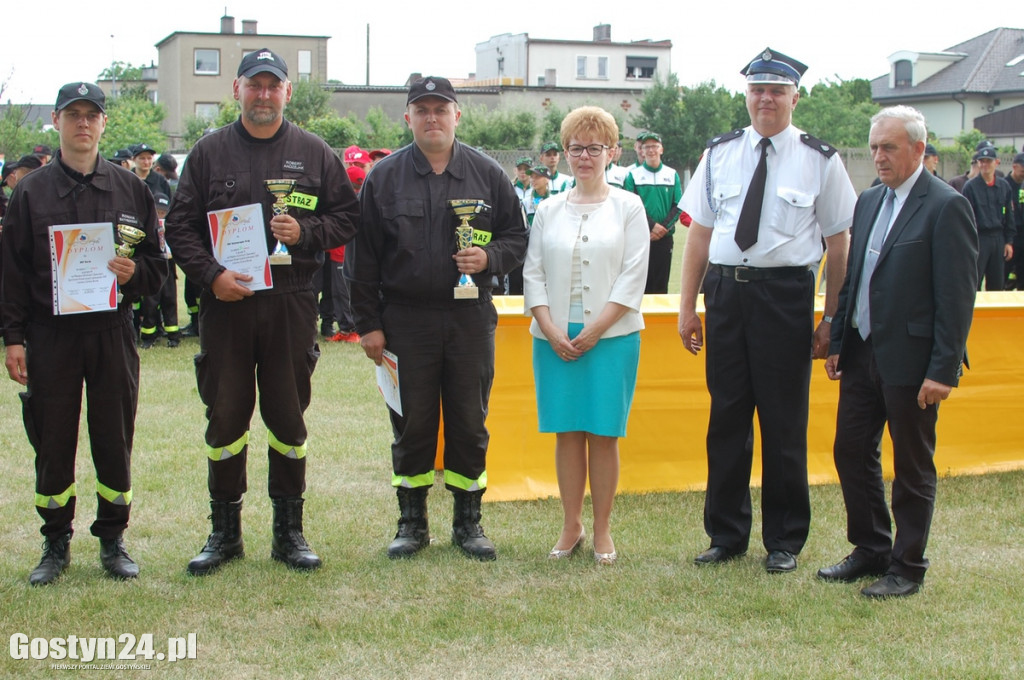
[315,258,334,325]
[183,276,201,317]
[382,301,496,488]
[702,266,814,554]
[645,234,674,294]
[22,321,138,539]
[330,260,355,331]
[195,290,319,501]
[140,262,179,332]
[832,334,937,584]
[977,230,1006,291]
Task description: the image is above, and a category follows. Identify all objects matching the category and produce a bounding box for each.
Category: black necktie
[735,137,771,251]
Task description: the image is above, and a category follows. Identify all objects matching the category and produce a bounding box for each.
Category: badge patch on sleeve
[471,230,492,246]
[285,192,318,211]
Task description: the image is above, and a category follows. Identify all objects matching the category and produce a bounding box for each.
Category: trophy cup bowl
[448,199,489,299]
[115,224,147,258]
[264,178,297,265]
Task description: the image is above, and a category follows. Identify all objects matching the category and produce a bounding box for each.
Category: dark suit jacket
[830,170,979,387]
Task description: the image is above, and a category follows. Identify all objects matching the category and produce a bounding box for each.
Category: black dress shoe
[693,546,745,565]
[817,554,889,583]
[765,550,797,573]
[861,573,921,599]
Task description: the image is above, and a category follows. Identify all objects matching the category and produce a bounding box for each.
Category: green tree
[361,106,408,150]
[98,61,144,81]
[457,105,538,149]
[285,80,331,127]
[0,105,57,160]
[630,74,686,166]
[101,95,168,157]
[791,78,879,147]
[305,115,362,149]
[540,103,568,146]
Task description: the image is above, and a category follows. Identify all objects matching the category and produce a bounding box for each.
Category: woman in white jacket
[523,106,650,565]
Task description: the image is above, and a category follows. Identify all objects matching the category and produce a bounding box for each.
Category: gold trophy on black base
[448,199,488,299]
[264,179,297,265]
[115,224,146,258]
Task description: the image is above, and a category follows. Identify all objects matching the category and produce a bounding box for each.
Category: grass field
[1,251,1023,678]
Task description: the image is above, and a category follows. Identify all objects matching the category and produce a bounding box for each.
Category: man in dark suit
[817,106,978,598]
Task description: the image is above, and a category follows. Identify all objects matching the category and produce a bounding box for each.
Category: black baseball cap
[110,148,133,163]
[237,48,288,80]
[132,143,157,157]
[55,82,106,112]
[407,76,457,105]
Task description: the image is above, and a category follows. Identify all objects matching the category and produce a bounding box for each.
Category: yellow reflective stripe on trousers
[443,469,487,491]
[268,430,306,459]
[392,471,435,488]
[96,481,133,506]
[207,431,250,461]
[36,483,76,509]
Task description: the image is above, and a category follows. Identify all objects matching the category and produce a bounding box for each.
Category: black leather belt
[709,263,811,283]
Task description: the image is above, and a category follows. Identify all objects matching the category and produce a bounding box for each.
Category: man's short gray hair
[871,106,927,144]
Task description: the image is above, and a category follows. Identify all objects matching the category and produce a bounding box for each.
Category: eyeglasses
[566,144,608,158]
[641,144,662,151]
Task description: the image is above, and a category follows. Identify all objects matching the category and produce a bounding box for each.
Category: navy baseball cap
[742,48,808,86]
[237,48,288,80]
[407,76,457,105]
[55,82,106,112]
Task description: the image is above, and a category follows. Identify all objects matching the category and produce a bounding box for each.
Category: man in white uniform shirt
[677,47,856,575]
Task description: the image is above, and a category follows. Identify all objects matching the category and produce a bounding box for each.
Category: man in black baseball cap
[2,80,167,586]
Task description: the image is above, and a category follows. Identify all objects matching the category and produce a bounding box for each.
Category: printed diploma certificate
[207,203,273,291]
[48,222,117,315]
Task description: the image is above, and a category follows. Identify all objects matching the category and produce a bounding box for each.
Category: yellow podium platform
[479,292,1024,502]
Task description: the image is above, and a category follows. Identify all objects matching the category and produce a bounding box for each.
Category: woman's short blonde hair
[560,106,619,150]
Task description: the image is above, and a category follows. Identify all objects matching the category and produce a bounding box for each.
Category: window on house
[194,49,220,75]
[195,103,219,121]
[626,56,657,79]
[577,56,587,78]
[298,50,312,81]
[597,57,608,79]
[894,60,913,87]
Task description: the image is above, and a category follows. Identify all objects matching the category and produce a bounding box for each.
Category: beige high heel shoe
[593,549,617,566]
[548,530,586,559]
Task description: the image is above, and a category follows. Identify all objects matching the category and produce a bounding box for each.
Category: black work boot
[187,500,244,576]
[387,486,430,559]
[271,497,321,571]
[29,532,72,586]
[99,533,139,579]
[451,489,496,561]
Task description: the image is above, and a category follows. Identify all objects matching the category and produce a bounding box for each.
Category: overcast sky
[1,2,1013,106]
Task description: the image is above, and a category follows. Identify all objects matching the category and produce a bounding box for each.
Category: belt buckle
[733,266,753,283]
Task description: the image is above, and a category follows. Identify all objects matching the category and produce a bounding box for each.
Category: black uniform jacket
[346,140,528,335]
[164,118,359,294]
[1,154,167,345]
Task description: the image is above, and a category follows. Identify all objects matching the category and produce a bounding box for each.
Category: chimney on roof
[594,24,611,42]
[242,20,257,35]
[220,14,235,34]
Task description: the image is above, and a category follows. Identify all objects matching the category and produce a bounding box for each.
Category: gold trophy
[448,199,488,299]
[115,224,147,258]
[264,178,297,265]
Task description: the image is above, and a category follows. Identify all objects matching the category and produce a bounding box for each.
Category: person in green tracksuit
[623,132,682,293]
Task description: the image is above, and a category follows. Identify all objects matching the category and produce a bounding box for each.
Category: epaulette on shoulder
[800,133,838,158]
[707,129,743,148]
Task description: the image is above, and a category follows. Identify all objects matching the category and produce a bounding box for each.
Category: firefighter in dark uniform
[164,49,359,576]
[1,82,167,585]
[346,76,528,561]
